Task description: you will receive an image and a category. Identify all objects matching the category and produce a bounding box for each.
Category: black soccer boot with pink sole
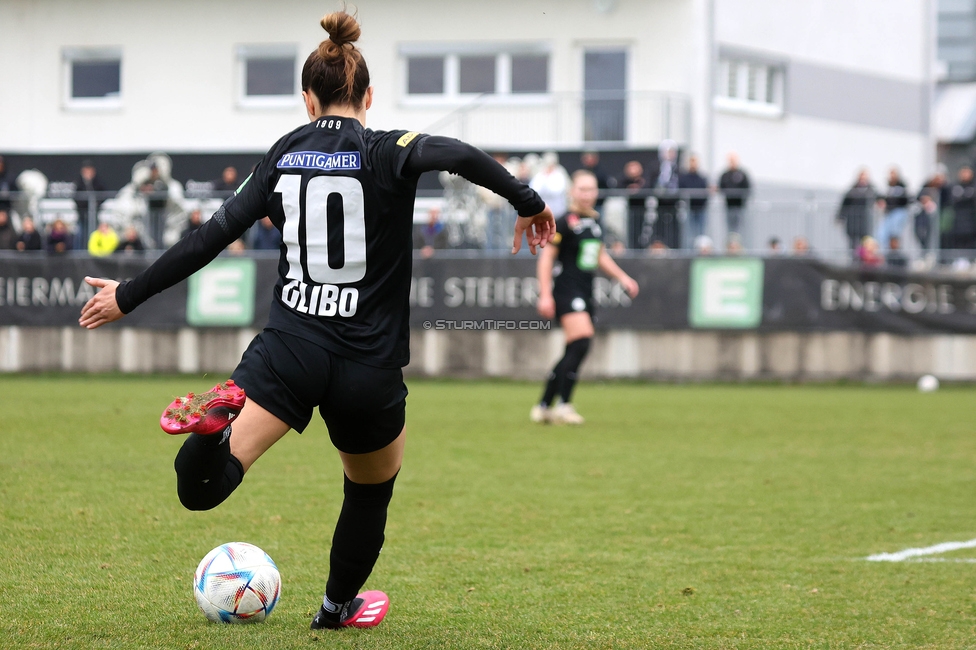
[159,380,247,436]
[310,591,390,630]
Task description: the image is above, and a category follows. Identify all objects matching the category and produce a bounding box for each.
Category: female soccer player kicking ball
[532,170,639,425]
[78,10,554,631]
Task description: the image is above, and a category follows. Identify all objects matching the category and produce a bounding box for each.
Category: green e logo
[187,258,256,327]
[689,258,764,328]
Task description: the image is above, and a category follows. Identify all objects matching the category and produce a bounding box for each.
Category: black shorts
[554,291,594,319]
[231,329,407,454]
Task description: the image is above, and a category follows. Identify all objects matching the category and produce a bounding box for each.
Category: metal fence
[1,186,973,270]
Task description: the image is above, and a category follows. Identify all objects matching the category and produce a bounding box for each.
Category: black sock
[174,428,244,511]
[324,472,398,608]
[558,337,591,404]
[541,358,568,406]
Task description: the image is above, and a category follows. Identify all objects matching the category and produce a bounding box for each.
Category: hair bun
[321,11,361,47]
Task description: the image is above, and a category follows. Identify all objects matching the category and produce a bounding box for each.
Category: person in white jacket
[530,151,570,218]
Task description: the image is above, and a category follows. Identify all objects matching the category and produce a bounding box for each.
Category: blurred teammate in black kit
[533,171,638,425]
[78,10,554,631]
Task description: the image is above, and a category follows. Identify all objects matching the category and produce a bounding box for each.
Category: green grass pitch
[1,375,975,649]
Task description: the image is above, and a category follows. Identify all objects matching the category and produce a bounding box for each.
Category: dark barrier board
[1,255,975,333]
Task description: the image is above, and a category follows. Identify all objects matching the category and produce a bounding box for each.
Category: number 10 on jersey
[274,174,366,318]
[275,174,367,284]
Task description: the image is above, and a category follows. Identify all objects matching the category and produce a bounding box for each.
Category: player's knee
[343,472,398,509]
[565,337,592,369]
[174,452,244,512]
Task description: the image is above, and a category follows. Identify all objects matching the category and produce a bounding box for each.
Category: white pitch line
[866,538,976,562]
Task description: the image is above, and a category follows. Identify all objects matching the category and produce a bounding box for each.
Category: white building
[0,0,936,247]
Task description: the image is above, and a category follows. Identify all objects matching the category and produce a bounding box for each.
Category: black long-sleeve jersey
[115,117,545,368]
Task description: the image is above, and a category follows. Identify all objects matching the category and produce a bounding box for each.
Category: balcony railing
[421,91,691,150]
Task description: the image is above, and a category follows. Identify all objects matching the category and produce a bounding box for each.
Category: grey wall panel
[788,61,929,133]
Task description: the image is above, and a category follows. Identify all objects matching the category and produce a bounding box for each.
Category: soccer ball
[917,374,940,393]
[193,542,281,623]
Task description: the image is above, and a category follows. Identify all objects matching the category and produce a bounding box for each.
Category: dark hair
[302,10,370,110]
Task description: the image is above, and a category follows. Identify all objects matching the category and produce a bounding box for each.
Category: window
[403,46,549,100]
[939,0,976,81]
[63,48,122,109]
[715,56,785,117]
[459,56,496,94]
[246,58,295,96]
[407,56,445,94]
[237,45,298,108]
[512,55,548,94]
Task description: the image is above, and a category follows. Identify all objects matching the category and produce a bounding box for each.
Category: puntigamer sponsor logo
[276,151,361,171]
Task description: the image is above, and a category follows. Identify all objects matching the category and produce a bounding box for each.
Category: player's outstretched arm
[598,247,639,298]
[403,135,555,254]
[79,277,123,329]
[77,205,253,328]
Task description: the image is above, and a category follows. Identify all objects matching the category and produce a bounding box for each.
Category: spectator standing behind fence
[74,160,106,248]
[679,154,708,245]
[579,151,613,208]
[0,156,12,213]
[530,152,569,218]
[719,153,750,244]
[915,193,937,252]
[251,216,282,250]
[480,154,518,251]
[857,236,884,267]
[88,220,119,257]
[946,165,976,253]
[875,167,910,251]
[622,160,647,249]
[837,170,876,251]
[181,208,203,240]
[46,219,73,254]
[886,236,907,268]
[0,210,16,249]
[653,143,681,250]
[116,225,146,255]
[213,166,239,194]
[415,207,449,259]
[792,236,811,256]
[919,167,950,250]
[15,216,41,251]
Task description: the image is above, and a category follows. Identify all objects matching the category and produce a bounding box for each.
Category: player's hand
[513,205,556,255]
[537,294,555,320]
[79,277,124,329]
[621,276,639,299]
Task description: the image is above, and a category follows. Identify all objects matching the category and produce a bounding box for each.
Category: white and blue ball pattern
[194,542,281,623]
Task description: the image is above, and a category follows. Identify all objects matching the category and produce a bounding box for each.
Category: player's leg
[549,311,594,425]
[538,351,567,413]
[173,330,324,511]
[535,300,595,421]
[312,357,407,629]
[174,400,290,511]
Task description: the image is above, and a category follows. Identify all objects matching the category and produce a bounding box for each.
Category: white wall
[0,0,935,192]
[0,0,701,153]
[714,113,930,191]
[716,0,928,82]
[711,0,935,190]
